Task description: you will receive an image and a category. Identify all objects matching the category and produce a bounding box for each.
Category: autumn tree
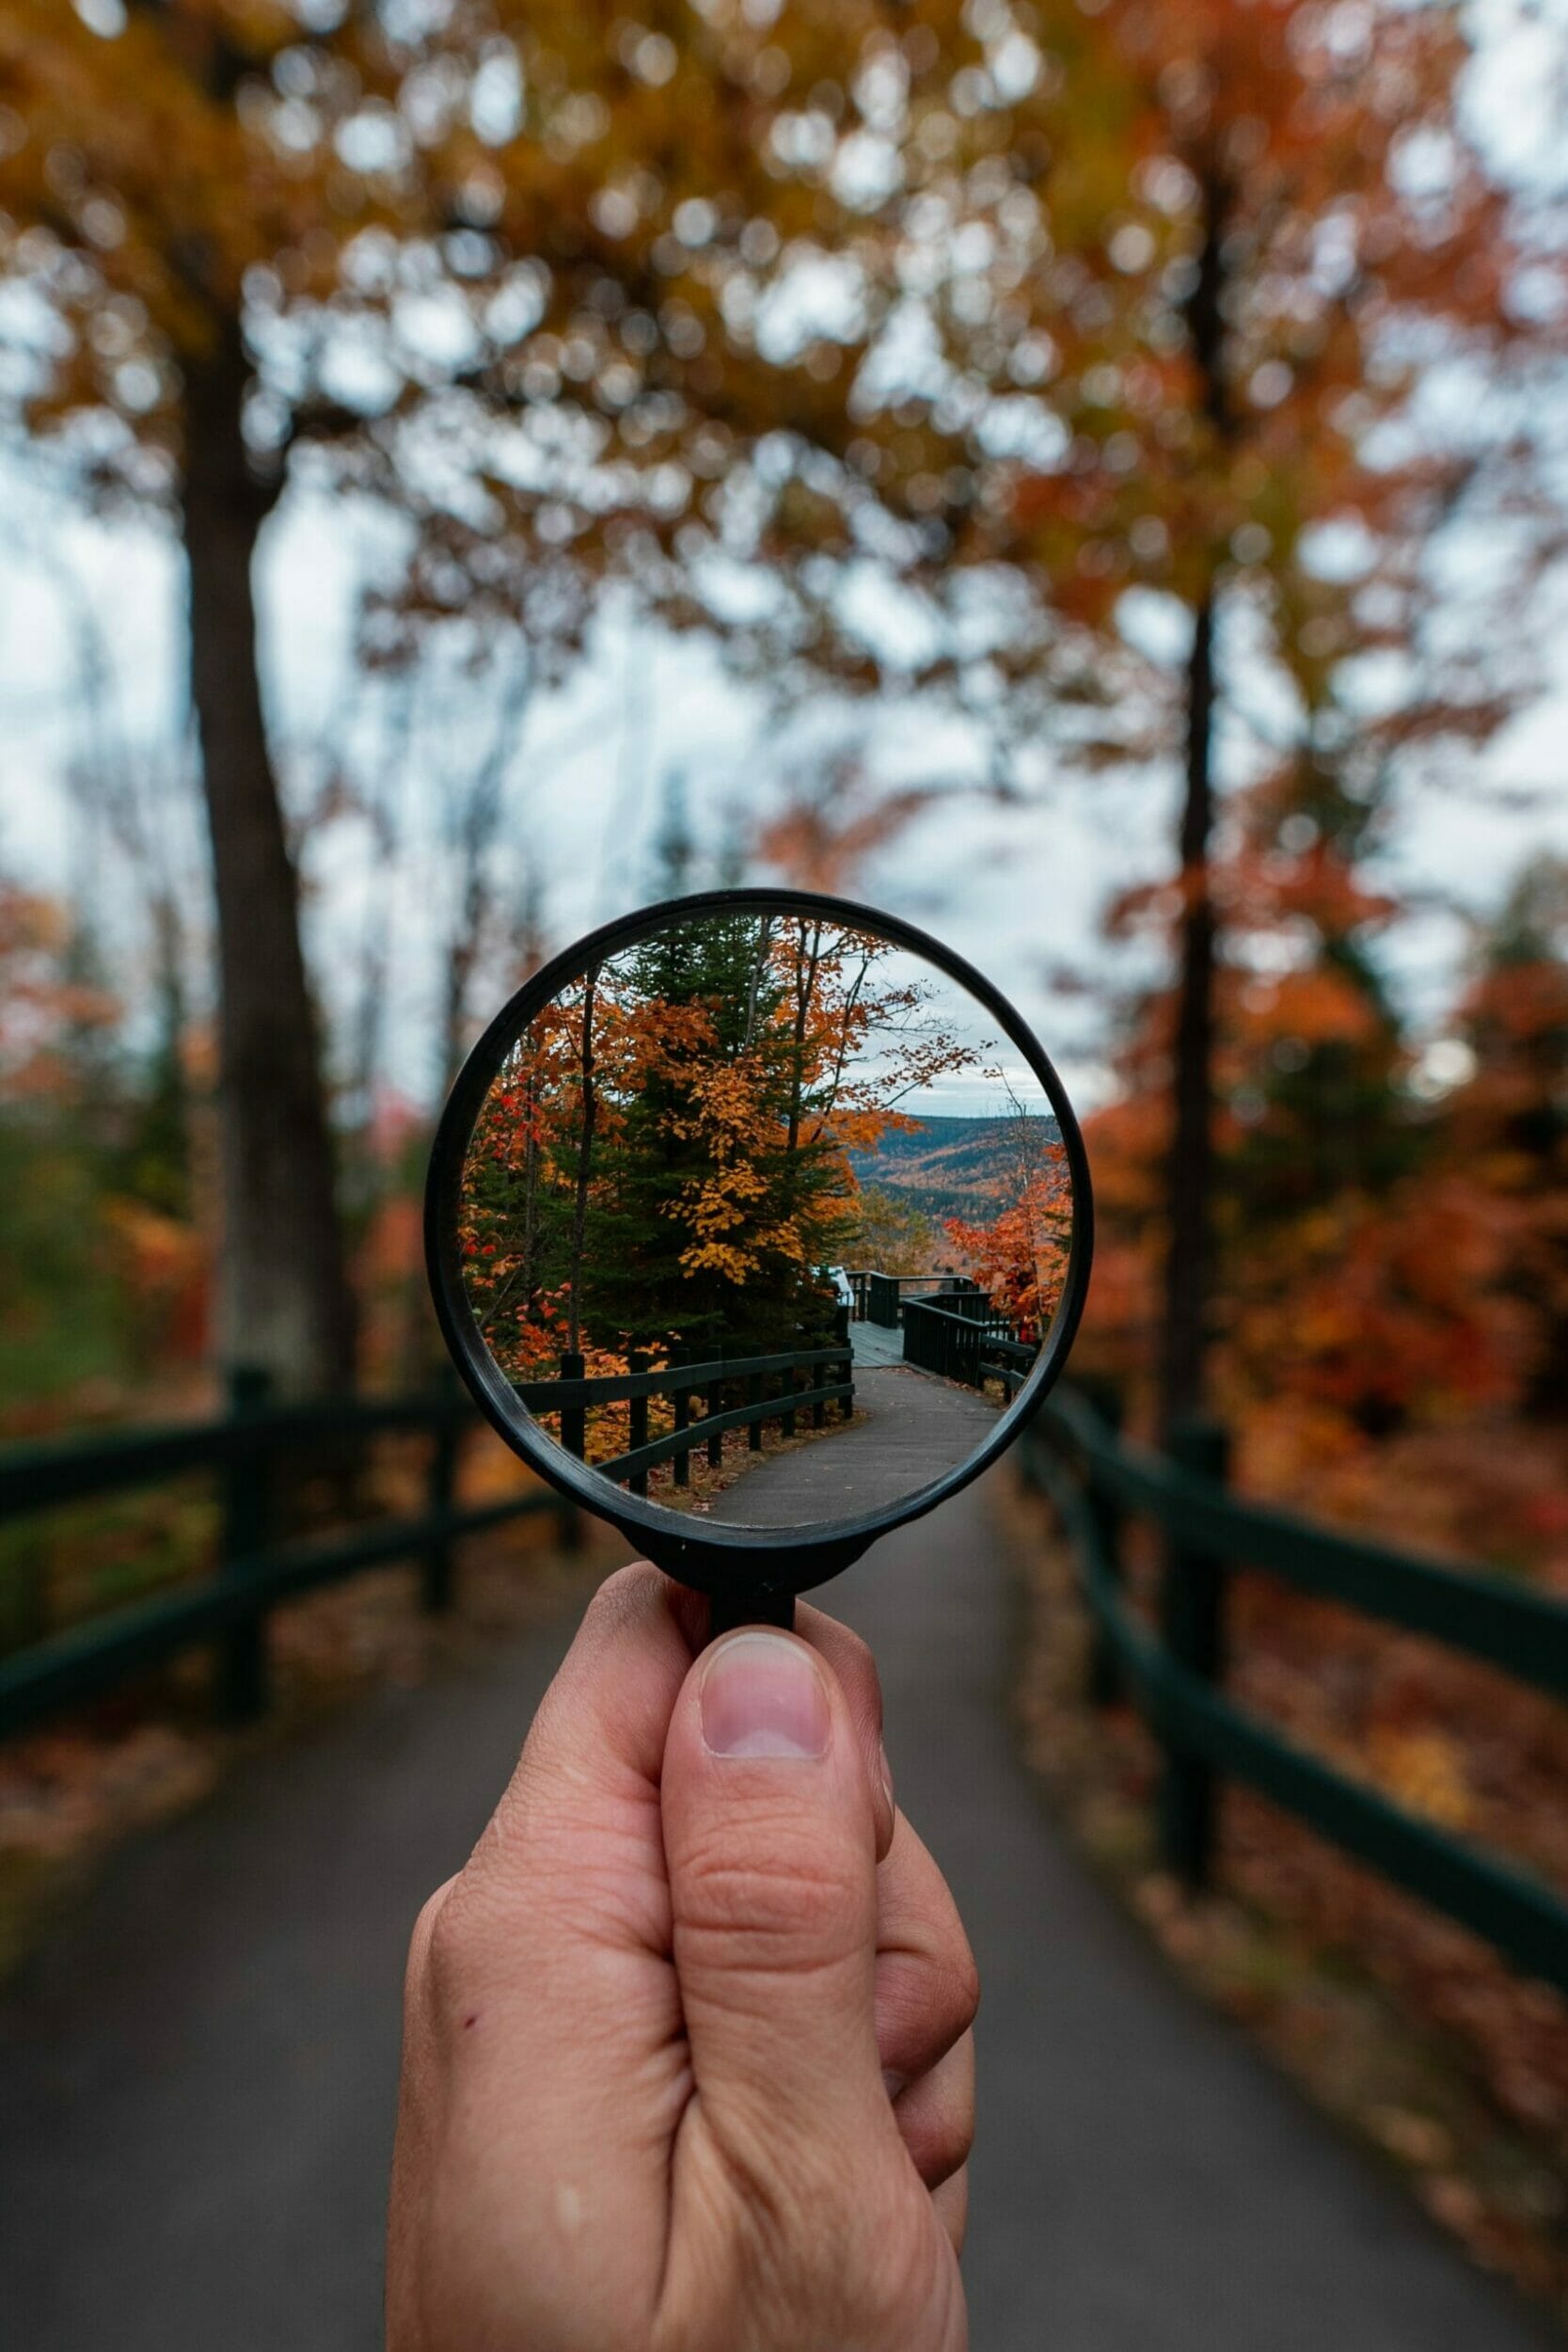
[845,1184,940,1274]
[741,0,1557,1431]
[1,0,979,1391]
[942,1096,1071,1339]
[1443,857,1568,1412]
[1036,2,1555,1428]
[1049,0,1550,1430]
[1074,762,1547,1523]
[0,876,209,1422]
[460,914,982,1373]
[2,2,438,1391]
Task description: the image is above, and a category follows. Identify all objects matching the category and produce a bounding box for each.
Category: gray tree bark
[182,321,356,1396]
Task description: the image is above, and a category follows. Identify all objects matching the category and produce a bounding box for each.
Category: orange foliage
[943,1139,1073,1341]
[1082,772,1566,1564]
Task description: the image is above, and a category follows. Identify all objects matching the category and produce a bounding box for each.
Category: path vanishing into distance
[706,1347,1003,1526]
[0,1476,1555,2351]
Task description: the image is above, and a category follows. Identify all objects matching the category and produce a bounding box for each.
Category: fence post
[782,1372,797,1441]
[1157,1415,1231,1890]
[673,1382,690,1486]
[421,1372,460,1614]
[627,1351,649,1497]
[558,1350,586,1462]
[707,1379,724,1470]
[217,1364,272,1724]
[747,1373,763,1450]
[1081,1382,1126,1710]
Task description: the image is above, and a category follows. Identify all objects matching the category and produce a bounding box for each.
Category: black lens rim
[425,886,1094,1597]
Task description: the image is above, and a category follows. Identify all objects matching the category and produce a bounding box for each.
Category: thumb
[659,1626,890,2173]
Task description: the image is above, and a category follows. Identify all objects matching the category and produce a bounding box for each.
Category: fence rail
[517,1342,854,1494]
[901,1296,1036,1399]
[17,1361,1562,2004]
[0,1371,578,1742]
[1028,1386,1568,1997]
[850,1270,979,1329]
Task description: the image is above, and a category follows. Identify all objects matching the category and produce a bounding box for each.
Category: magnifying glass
[425,888,1092,1634]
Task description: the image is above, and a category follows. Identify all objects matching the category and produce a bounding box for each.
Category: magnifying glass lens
[448,904,1079,1545]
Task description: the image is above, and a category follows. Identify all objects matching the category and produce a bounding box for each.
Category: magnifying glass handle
[708,1585,796,1639]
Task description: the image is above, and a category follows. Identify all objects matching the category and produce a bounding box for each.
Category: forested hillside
[847,1115,1064,1235]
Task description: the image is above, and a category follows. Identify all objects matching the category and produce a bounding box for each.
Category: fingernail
[701,1632,831,1760]
[879,1743,895,1818]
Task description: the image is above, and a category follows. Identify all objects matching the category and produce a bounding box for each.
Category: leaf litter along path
[0,1477,1556,2352]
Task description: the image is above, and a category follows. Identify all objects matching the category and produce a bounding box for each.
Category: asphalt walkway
[707,1360,1002,1525]
[0,1479,1552,2350]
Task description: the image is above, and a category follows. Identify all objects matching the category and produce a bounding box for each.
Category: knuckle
[593,1559,667,1618]
[945,1941,982,2039]
[896,2079,975,2190]
[675,1830,863,1971]
[879,1945,980,2077]
[567,1561,667,1655]
[404,1878,454,2004]
[420,1871,486,2016]
[924,2101,976,2188]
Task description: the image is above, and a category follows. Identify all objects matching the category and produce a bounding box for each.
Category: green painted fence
[0,1370,578,1740]
[8,1362,1568,2006]
[1027,1386,1568,1997]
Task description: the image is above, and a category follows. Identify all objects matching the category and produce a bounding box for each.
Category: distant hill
[846,1112,1061,1232]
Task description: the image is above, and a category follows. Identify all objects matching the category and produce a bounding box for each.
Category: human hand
[387,1564,977,2351]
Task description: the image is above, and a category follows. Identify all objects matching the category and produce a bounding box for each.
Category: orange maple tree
[787,0,1558,1433]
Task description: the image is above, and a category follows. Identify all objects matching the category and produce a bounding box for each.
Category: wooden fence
[1028,1385,1568,1996]
[515,1342,854,1494]
[14,1365,1567,2006]
[900,1297,1036,1401]
[0,1371,577,1740]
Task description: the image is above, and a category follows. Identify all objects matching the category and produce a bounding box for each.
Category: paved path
[0,1482,1553,2351]
[707,1362,1002,1525]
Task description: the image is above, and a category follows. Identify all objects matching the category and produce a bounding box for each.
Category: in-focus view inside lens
[455,908,1073,1533]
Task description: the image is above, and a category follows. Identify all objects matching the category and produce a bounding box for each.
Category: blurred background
[3,0,1568,2330]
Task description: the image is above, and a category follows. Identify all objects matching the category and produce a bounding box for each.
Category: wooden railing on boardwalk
[900,1296,1035,1401]
[515,1342,855,1496]
[844,1266,1037,1399]
[849,1270,977,1328]
[1029,1385,1568,1998]
[0,1371,578,1740]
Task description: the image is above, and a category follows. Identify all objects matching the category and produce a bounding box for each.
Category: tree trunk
[183,321,356,1397]
[1158,592,1217,1438]
[566,971,599,1355]
[784,921,822,1164]
[1158,175,1230,1440]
